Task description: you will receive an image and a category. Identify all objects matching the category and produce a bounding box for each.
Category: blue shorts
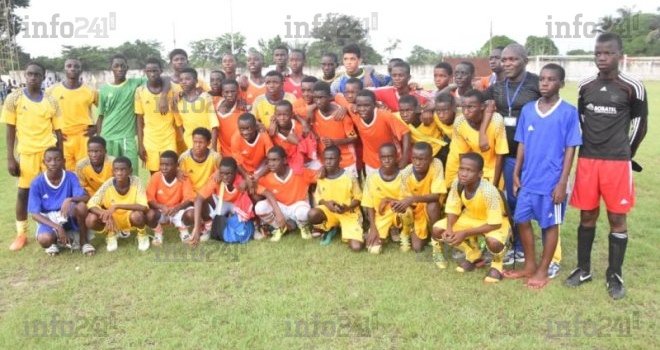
[35,211,79,237]
[513,190,566,229]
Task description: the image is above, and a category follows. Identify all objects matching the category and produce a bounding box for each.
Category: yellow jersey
[46,83,97,135]
[252,93,297,129]
[361,170,403,210]
[445,178,503,226]
[1,89,62,154]
[315,170,362,207]
[400,158,447,197]
[76,156,114,196]
[452,113,509,180]
[178,149,221,192]
[134,85,181,150]
[88,175,148,211]
[176,92,218,149]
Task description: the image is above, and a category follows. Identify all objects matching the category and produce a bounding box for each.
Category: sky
[14,0,657,60]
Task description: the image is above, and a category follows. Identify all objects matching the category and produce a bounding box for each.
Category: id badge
[504,116,517,127]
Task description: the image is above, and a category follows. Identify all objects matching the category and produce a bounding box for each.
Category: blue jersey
[331,69,383,95]
[514,99,582,195]
[28,171,86,213]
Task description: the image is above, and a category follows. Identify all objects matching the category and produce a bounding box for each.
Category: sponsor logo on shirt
[528,125,534,131]
[586,103,617,114]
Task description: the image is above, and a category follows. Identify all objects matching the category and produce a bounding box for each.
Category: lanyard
[505,72,528,117]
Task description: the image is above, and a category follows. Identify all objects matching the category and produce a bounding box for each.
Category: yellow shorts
[63,132,89,171]
[373,208,412,240]
[316,205,364,242]
[99,210,135,234]
[145,143,177,172]
[411,204,430,240]
[18,152,46,189]
[433,216,510,245]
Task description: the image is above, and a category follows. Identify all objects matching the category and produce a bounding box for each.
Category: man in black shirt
[565,33,648,300]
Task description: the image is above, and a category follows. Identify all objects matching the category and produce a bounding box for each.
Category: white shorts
[159,207,193,227]
[210,195,235,218]
[254,200,310,224]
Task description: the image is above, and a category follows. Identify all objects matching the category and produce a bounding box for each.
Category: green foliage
[189,33,247,69]
[256,35,289,67]
[477,35,518,57]
[406,45,440,65]
[524,36,559,55]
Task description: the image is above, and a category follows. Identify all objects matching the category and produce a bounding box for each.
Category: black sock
[607,232,628,278]
[577,225,596,272]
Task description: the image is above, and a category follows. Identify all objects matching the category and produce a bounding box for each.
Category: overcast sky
[15,0,656,60]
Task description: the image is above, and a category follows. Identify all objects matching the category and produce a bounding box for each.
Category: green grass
[0,82,658,350]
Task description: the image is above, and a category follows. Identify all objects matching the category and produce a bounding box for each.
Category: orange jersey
[146,172,195,207]
[293,98,311,118]
[271,120,304,161]
[197,175,244,203]
[349,108,410,169]
[230,132,273,174]
[257,168,317,205]
[244,77,266,105]
[215,99,243,157]
[312,106,357,168]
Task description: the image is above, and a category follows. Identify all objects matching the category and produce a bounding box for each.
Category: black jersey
[577,72,648,160]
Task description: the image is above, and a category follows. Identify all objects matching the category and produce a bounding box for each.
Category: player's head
[159,150,179,177]
[144,57,163,83]
[501,43,528,80]
[462,89,486,123]
[210,70,227,92]
[25,61,46,88]
[191,127,211,156]
[221,53,237,74]
[264,70,284,94]
[221,78,239,103]
[455,61,475,89]
[109,54,128,80]
[247,50,264,73]
[322,145,341,171]
[355,90,376,122]
[595,32,623,74]
[267,146,288,173]
[459,152,484,185]
[219,157,238,185]
[388,58,405,74]
[300,76,318,104]
[398,94,419,125]
[64,58,82,80]
[289,49,305,73]
[344,77,363,103]
[435,92,456,124]
[342,44,362,74]
[43,147,64,172]
[390,61,411,89]
[112,156,132,183]
[274,100,293,127]
[180,67,198,92]
[539,63,565,98]
[378,143,398,172]
[273,45,289,67]
[321,52,338,78]
[169,49,189,70]
[237,113,258,142]
[87,136,107,165]
[434,62,453,90]
[312,81,332,110]
[489,46,505,74]
[411,142,433,174]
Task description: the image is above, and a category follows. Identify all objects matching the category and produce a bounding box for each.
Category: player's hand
[366,227,381,247]
[478,131,490,152]
[176,169,188,181]
[301,121,311,137]
[398,158,409,170]
[188,230,200,246]
[104,217,117,234]
[325,201,342,213]
[7,156,19,177]
[100,207,115,222]
[448,83,458,91]
[162,206,175,217]
[408,82,420,91]
[333,106,347,121]
[431,228,444,241]
[159,94,169,114]
[391,198,413,213]
[212,170,222,184]
[420,105,434,126]
[552,182,567,204]
[274,211,287,229]
[376,101,391,112]
[256,122,266,134]
[84,125,97,137]
[138,146,147,163]
[378,199,391,216]
[54,225,69,245]
[447,230,465,246]
[321,137,334,147]
[513,176,521,198]
[60,198,73,219]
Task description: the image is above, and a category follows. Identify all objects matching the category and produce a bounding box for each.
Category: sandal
[483,268,503,284]
[82,243,96,256]
[456,259,477,273]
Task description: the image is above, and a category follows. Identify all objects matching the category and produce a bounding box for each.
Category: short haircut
[379,142,397,153]
[434,62,453,75]
[160,150,178,163]
[26,61,46,74]
[356,89,376,103]
[238,112,257,125]
[180,67,198,80]
[321,52,338,63]
[44,146,63,158]
[221,78,239,89]
[413,141,433,155]
[389,58,404,65]
[343,44,361,58]
[313,81,331,95]
[435,92,455,107]
[268,145,287,159]
[301,76,318,84]
[398,94,419,108]
[597,32,623,51]
[210,70,226,80]
[324,145,341,157]
[145,57,163,69]
[457,61,475,75]
[493,45,506,52]
[391,61,411,75]
[274,45,289,53]
[113,156,132,168]
[265,70,284,82]
[169,48,188,61]
[88,136,107,148]
[192,127,212,142]
[248,50,264,60]
[220,157,238,171]
[345,77,363,90]
[275,99,293,112]
[541,63,566,82]
[109,54,128,65]
[464,89,486,103]
[460,152,484,171]
[290,49,306,61]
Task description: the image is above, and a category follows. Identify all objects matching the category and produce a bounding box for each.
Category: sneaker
[399,235,411,253]
[270,227,286,242]
[137,235,150,251]
[564,268,592,287]
[117,230,131,239]
[320,228,338,246]
[152,233,164,247]
[300,226,312,240]
[368,244,382,254]
[9,234,28,251]
[106,236,118,252]
[200,232,211,242]
[434,251,449,269]
[606,273,625,300]
[514,251,525,263]
[45,244,60,255]
[180,232,191,243]
[547,262,561,279]
[503,250,515,266]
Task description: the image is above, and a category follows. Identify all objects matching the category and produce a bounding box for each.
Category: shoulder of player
[129,175,144,189]
[178,150,192,163]
[284,92,297,102]
[95,177,115,195]
[400,164,414,180]
[478,179,500,197]
[577,73,599,92]
[617,72,646,100]
[75,158,92,173]
[253,94,267,105]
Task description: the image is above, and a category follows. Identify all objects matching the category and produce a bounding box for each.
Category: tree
[384,39,401,60]
[477,35,517,57]
[60,45,111,71]
[524,36,559,55]
[189,33,247,68]
[115,40,163,68]
[566,49,592,55]
[257,35,289,66]
[406,45,439,65]
[306,13,383,65]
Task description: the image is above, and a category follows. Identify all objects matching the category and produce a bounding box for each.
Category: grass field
[0,82,658,350]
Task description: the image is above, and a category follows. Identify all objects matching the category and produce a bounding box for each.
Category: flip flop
[526,278,550,290]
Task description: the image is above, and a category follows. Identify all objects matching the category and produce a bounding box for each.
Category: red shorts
[570,158,635,214]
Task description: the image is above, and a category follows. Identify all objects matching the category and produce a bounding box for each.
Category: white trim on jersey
[619,72,645,101]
